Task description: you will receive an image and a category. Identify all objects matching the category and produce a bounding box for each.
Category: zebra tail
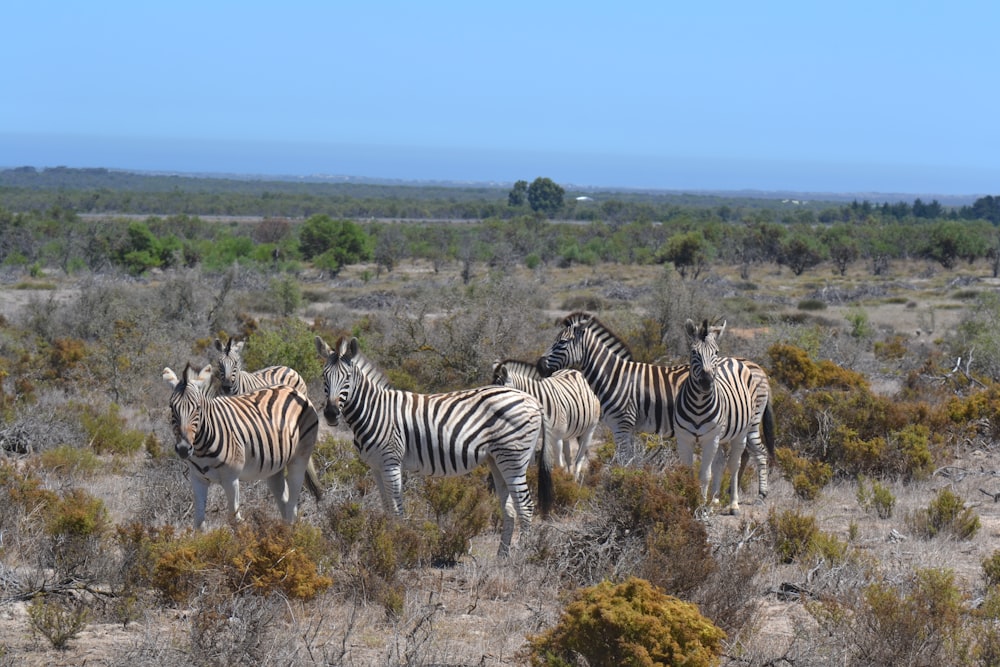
[305,457,323,501]
[537,415,555,517]
[762,401,776,464]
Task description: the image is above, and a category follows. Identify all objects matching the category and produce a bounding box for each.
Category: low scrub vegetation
[5,182,1000,663]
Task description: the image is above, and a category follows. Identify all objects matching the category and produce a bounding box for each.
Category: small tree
[508,179,528,207]
[527,177,565,217]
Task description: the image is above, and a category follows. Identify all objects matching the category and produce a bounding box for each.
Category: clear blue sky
[3,2,999,196]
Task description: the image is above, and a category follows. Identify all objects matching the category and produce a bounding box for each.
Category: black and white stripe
[163,363,322,529]
[213,338,309,398]
[676,319,774,513]
[492,359,601,481]
[316,336,553,556]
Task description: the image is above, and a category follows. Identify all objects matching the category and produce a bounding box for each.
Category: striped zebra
[677,318,774,514]
[315,335,554,556]
[538,312,774,507]
[492,359,601,482]
[537,313,687,465]
[212,337,309,398]
[163,363,322,529]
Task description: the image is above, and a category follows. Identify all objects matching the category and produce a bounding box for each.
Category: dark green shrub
[797,298,827,311]
[526,577,726,667]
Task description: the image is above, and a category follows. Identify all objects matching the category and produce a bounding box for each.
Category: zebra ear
[163,367,179,388]
[494,366,508,384]
[684,319,698,339]
[195,364,213,388]
[344,337,360,361]
[213,338,225,354]
[711,321,727,340]
[315,335,333,360]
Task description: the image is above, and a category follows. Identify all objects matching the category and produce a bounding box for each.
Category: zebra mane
[333,336,392,389]
[493,358,544,382]
[562,311,634,360]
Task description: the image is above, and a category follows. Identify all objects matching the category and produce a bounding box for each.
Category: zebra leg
[572,426,597,482]
[266,473,293,522]
[724,438,747,515]
[747,425,770,499]
[710,444,727,504]
[190,475,210,530]
[488,461,517,558]
[612,429,637,466]
[559,438,572,471]
[220,478,242,525]
[373,464,405,516]
[698,439,720,507]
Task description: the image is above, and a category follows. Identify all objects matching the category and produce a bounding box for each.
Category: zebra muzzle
[175,441,193,460]
[323,404,341,426]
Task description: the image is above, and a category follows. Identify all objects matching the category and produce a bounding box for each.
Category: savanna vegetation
[4,168,1000,664]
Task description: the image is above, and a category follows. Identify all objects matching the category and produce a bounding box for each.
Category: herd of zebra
[162,311,775,556]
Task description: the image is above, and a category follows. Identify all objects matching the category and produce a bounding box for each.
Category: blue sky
[3,2,999,196]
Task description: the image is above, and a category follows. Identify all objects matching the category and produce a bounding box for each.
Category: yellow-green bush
[769,508,819,564]
[909,488,980,540]
[77,402,146,456]
[775,447,832,501]
[131,518,333,605]
[856,476,896,519]
[526,577,726,667]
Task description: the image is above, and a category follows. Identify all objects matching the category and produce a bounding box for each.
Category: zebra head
[315,335,360,427]
[163,363,212,459]
[685,318,726,391]
[213,337,245,394]
[538,315,590,376]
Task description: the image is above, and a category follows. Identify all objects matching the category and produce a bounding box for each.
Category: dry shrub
[324,499,431,616]
[530,466,714,597]
[27,595,90,651]
[525,577,726,667]
[120,516,333,606]
[808,567,968,666]
[418,473,494,566]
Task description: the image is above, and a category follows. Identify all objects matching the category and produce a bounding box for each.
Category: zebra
[537,313,687,465]
[163,363,322,529]
[676,318,774,514]
[492,359,601,482]
[315,335,554,556]
[537,312,774,506]
[212,337,309,398]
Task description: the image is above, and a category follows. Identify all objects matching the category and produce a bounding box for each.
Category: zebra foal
[212,337,309,397]
[315,336,554,556]
[163,363,322,529]
[492,359,601,482]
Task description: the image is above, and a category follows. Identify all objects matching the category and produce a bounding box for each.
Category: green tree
[780,229,827,276]
[660,231,713,279]
[822,224,860,276]
[508,179,528,207]
[527,177,564,217]
[298,214,373,275]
